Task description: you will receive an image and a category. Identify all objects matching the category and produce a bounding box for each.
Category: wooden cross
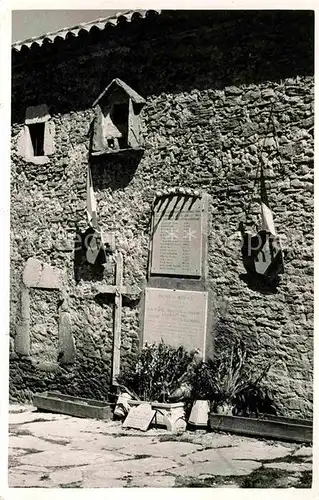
[95,251,141,385]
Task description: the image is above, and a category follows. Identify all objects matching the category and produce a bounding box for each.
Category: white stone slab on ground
[293,446,312,457]
[9,410,69,425]
[20,418,111,439]
[10,464,49,473]
[48,467,84,485]
[187,441,293,463]
[264,462,312,472]
[18,449,114,467]
[81,456,178,478]
[171,459,261,477]
[116,441,202,459]
[67,434,134,454]
[95,435,159,451]
[81,475,128,488]
[178,432,243,448]
[130,474,176,487]
[9,470,54,488]
[10,435,68,452]
[8,405,312,488]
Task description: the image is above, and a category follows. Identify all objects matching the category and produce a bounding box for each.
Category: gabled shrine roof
[92,78,146,107]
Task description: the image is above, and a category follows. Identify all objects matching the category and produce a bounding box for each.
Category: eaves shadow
[11,10,314,124]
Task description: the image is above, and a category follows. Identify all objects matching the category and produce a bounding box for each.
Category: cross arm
[95,284,142,297]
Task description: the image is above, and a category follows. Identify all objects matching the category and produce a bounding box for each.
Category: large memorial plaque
[151,196,203,277]
[143,288,208,356]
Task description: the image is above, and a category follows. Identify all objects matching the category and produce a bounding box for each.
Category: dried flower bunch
[191,339,278,416]
[116,341,199,402]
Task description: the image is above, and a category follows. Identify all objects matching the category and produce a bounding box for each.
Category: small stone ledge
[31,360,62,372]
[24,156,50,165]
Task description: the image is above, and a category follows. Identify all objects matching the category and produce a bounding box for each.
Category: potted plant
[115,341,200,431]
[191,340,278,418]
[191,347,312,442]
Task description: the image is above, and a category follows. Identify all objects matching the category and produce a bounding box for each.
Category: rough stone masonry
[10,11,314,417]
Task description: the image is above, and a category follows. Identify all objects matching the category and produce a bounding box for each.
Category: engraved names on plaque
[143,288,208,356]
[151,196,202,277]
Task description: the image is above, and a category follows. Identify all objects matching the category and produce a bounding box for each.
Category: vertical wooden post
[112,251,123,385]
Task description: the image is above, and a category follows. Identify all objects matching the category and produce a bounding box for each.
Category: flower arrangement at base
[191,339,278,417]
[116,341,200,403]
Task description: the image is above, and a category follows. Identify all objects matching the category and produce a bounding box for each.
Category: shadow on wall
[94,292,140,308]
[11,10,314,122]
[73,227,106,283]
[211,318,260,362]
[9,353,113,403]
[239,228,285,295]
[89,149,143,191]
[239,273,280,295]
[10,302,114,402]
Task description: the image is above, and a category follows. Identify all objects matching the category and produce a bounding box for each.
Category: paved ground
[8,404,312,488]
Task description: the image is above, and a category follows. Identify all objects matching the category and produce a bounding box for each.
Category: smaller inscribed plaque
[122,403,156,431]
[143,288,208,356]
[151,196,203,277]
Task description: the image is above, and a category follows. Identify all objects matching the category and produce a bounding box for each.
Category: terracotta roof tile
[12,10,161,52]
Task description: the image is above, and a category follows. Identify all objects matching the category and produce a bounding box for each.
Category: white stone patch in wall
[23,257,61,289]
[29,289,60,364]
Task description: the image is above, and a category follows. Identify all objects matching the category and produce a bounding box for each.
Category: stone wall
[29,289,60,362]
[10,11,314,417]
